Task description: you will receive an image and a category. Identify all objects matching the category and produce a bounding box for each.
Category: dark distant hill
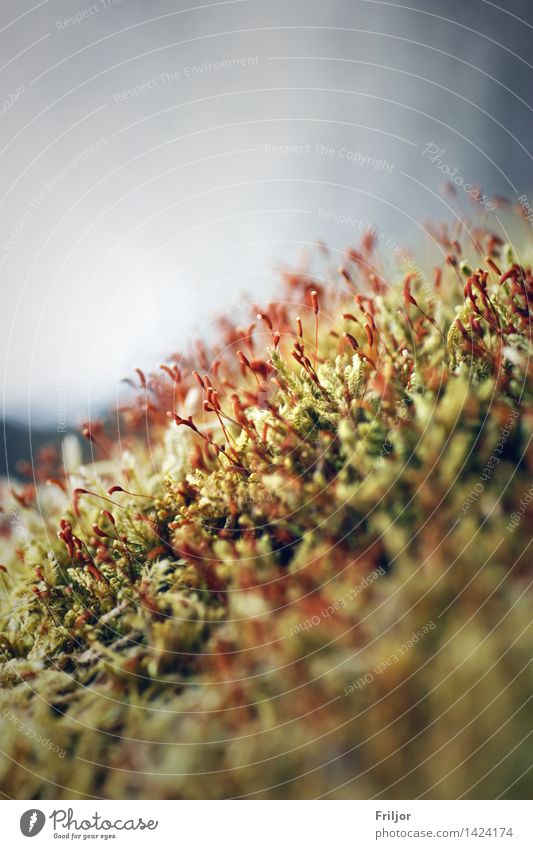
[0,419,74,480]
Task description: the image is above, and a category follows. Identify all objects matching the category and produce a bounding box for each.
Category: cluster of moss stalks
[0,217,532,800]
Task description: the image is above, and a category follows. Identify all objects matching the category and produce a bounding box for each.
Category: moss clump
[1,221,532,799]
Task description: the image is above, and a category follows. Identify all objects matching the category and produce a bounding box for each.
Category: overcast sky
[1,0,532,427]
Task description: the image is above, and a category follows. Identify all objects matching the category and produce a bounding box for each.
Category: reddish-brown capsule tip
[192,370,205,390]
[46,478,66,492]
[485,256,502,276]
[343,333,360,351]
[108,485,154,500]
[159,363,181,383]
[134,368,147,389]
[87,563,105,582]
[257,312,273,332]
[339,266,352,283]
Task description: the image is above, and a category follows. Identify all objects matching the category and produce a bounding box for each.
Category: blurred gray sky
[1,0,532,426]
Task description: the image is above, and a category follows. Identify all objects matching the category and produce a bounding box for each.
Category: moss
[0,221,532,799]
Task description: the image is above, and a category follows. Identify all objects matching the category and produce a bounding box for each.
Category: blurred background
[1,0,532,473]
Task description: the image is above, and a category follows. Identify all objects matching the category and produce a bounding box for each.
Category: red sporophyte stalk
[453,319,486,359]
[339,265,352,284]
[236,350,262,389]
[58,518,75,557]
[343,332,360,351]
[81,420,117,457]
[469,316,485,338]
[242,322,256,355]
[192,370,205,390]
[311,290,319,369]
[86,563,105,582]
[195,341,210,372]
[168,409,246,472]
[32,577,61,623]
[92,523,110,539]
[486,256,502,276]
[343,333,377,369]
[56,518,107,581]
[464,273,501,332]
[403,275,442,338]
[135,367,147,389]
[454,319,470,341]
[203,396,238,451]
[72,487,123,518]
[108,485,155,500]
[291,345,331,399]
[11,486,36,508]
[204,386,218,410]
[166,412,200,433]
[93,509,135,570]
[159,363,182,383]
[46,478,67,493]
[257,312,275,342]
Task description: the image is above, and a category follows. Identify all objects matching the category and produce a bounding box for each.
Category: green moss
[0,225,532,799]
